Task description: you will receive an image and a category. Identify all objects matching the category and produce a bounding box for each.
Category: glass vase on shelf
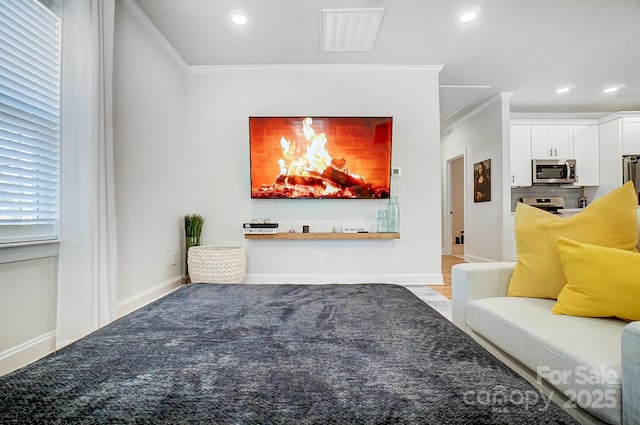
[376,210,388,233]
[387,195,400,233]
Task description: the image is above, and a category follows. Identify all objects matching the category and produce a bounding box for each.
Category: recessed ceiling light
[556,85,575,94]
[459,7,480,22]
[603,84,625,93]
[230,10,247,25]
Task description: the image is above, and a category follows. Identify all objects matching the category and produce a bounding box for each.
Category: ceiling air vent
[322,8,385,52]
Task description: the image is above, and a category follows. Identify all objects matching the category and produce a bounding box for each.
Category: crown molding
[439,85,492,122]
[441,92,512,134]
[186,64,444,75]
[510,111,608,121]
[120,0,187,71]
[597,111,640,124]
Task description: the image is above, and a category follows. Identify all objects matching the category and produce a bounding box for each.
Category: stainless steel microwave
[532,159,576,184]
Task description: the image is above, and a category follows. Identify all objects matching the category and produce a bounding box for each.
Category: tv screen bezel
[248,116,393,200]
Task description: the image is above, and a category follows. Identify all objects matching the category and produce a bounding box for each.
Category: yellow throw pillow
[507,181,638,299]
[553,237,640,321]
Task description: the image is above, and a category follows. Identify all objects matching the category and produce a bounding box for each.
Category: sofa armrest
[451,262,516,331]
[622,321,640,425]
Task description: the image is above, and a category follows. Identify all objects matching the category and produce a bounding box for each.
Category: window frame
[0,0,62,253]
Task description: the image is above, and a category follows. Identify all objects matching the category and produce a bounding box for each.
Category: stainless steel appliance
[622,155,640,204]
[521,196,565,215]
[532,159,576,184]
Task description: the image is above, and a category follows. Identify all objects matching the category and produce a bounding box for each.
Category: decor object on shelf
[473,159,491,202]
[183,213,205,283]
[376,210,388,232]
[343,226,369,233]
[243,222,278,229]
[243,227,278,235]
[387,195,400,232]
[188,246,246,283]
[243,222,279,234]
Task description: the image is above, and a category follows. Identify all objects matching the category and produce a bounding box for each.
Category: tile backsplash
[511,185,585,211]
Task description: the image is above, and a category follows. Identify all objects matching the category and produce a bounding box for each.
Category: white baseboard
[116,275,184,318]
[461,253,496,263]
[243,273,443,285]
[0,331,56,376]
[0,277,185,377]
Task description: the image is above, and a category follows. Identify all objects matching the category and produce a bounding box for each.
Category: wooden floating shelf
[244,232,400,240]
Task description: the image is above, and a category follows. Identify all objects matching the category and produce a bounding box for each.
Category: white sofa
[452,262,640,425]
[452,206,640,424]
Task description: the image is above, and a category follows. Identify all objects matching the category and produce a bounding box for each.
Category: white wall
[0,256,57,375]
[183,66,443,283]
[113,1,186,312]
[441,94,511,262]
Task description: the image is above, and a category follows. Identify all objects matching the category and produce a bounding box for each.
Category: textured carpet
[0,284,577,424]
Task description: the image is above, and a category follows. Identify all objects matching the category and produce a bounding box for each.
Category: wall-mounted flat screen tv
[249,116,393,199]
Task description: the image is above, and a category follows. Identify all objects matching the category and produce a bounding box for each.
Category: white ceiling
[132,0,640,129]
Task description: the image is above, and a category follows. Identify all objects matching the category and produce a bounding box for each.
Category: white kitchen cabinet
[531,125,574,159]
[510,125,532,187]
[622,117,640,155]
[573,125,599,186]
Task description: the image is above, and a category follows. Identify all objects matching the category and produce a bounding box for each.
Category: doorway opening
[449,155,465,259]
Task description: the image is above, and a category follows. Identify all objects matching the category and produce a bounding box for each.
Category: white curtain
[57,0,117,348]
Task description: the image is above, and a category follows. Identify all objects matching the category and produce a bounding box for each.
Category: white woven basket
[188,246,246,283]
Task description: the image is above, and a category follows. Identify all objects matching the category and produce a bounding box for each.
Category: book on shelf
[343,226,370,233]
[243,222,279,229]
[243,227,279,234]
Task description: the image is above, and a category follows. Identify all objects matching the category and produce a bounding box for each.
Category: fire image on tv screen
[249,116,393,199]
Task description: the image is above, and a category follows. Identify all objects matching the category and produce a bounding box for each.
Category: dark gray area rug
[0,284,577,424]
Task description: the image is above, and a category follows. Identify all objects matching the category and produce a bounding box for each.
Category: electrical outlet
[171,253,177,266]
[315,251,323,262]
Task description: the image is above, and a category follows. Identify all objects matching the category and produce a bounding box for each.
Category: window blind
[0,0,61,244]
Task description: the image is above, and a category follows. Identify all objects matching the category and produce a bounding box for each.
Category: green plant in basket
[184,213,205,239]
[182,213,205,283]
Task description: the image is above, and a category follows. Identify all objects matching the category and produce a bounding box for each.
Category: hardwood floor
[428,255,466,300]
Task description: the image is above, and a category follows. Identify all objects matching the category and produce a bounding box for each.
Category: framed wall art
[473,159,491,202]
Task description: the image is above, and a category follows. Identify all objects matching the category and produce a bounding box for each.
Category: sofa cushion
[468,297,625,424]
[507,181,638,300]
[554,237,640,321]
